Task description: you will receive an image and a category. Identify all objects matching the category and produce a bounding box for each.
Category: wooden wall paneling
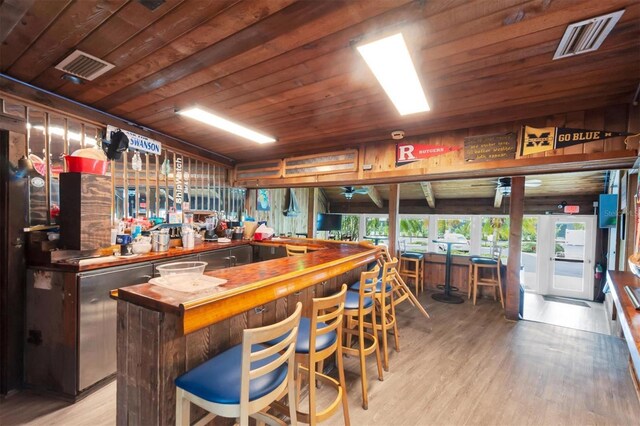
[506,176,524,320]
[246,187,310,236]
[583,108,606,154]
[563,110,587,155]
[208,317,230,358]
[605,104,630,152]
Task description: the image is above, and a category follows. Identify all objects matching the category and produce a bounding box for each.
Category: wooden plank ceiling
[322,171,607,204]
[1,0,638,163]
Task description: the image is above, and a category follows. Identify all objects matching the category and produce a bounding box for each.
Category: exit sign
[564,205,580,214]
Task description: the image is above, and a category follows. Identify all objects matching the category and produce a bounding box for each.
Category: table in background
[364,236,386,245]
[431,240,464,304]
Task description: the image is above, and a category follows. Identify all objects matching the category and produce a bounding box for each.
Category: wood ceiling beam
[494,188,504,208]
[420,182,436,208]
[364,185,383,208]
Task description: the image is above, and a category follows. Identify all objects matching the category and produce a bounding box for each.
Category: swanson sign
[107,125,162,155]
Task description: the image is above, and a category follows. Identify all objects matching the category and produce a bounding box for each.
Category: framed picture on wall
[256,189,270,211]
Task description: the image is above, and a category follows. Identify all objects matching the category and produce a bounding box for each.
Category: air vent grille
[54,50,115,81]
[553,10,624,60]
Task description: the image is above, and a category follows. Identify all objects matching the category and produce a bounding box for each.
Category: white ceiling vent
[54,50,115,81]
[553,9,624,60]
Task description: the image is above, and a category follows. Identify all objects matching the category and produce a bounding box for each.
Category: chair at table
[398,241,424,295]
[175,303,302,426]
[467,255,483,299]
[286,245,308,256]
[343,267,384,409]
[270,285,350,425]
[470,247,504,308]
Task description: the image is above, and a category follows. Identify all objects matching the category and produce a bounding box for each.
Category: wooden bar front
[607,271,640,386]
[114,240,377,425]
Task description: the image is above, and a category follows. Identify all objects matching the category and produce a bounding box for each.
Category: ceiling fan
[340,186,368,199]
[493,177,542,195]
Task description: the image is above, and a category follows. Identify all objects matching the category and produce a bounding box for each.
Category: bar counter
[114,239,378,424]
[607,270,640,386]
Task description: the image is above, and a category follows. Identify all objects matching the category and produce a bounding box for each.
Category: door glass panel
[521,217,538,292]
[552,221,586,294]
[27,109,48,225]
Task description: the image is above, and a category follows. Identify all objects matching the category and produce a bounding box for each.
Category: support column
[307,188,317,238]
[389,184,400,256]
[506,176,524,320]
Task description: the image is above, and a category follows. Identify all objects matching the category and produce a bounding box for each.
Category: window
[480,216,509,257]
[340,214,360,240]
[399,217,429,253]
[436,217,471,254]
[364,216,388,245]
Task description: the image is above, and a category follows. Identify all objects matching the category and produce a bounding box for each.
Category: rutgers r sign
[395,142,461,166]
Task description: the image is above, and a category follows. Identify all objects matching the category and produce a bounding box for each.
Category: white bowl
[156,261,207,280]
[131,243,152,254]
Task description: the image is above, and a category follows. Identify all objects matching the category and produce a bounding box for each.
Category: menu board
[464,133,517,162]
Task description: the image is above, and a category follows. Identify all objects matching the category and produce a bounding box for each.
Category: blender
[204,213,219,241]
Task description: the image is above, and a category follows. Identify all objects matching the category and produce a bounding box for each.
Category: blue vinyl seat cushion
[471,257,498,265]
[400,252,424,260]
[350,279,391,294]
[469,255,483,262]
[175,343,287,404]
[344,291,373,310]
[267,317,336,354]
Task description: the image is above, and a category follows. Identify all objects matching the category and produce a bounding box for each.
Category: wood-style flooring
[2,291,639,425]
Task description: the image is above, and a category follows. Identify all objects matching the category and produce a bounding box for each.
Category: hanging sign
[174,156,183,207]
[520,126,630,156]
[396,143,461,166]
[107,125,162,155]
[464,133,517,162]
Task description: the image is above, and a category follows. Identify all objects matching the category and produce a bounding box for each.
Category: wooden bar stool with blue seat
[175,303,302,426]
[398,241,424,295]
[343,267,384,410]
[470,247,504,308]
[269,285,350,425]
[467,254,483,299]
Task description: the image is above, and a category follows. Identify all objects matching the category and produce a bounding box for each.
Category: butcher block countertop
[112,239,379,334]
[607,270,640,384]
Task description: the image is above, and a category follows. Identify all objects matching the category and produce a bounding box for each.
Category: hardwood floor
[2,291,639,425]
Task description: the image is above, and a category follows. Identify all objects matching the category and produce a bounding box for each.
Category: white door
[546,216,596,300]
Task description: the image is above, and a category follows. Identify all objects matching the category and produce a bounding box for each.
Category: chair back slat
[309,284,347,351]
[380,258,398,297]
[240,303,302,402]
[358,267,380,302]
[286,244,308,256]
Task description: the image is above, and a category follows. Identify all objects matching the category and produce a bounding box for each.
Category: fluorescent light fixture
[357,33,429,116]
[177,107,276,144]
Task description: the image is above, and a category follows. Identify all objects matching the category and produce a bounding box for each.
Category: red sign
[564,205,580,214]
[396,143,461,166]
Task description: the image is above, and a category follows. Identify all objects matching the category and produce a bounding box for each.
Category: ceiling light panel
[177,107,276,144]
[357,33,430,116]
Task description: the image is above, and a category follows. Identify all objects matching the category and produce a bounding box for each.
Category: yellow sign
[520,126,555,156]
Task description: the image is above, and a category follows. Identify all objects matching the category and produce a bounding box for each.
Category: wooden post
[307,188,317,238]
[389,184,400,256]
[505,176,524,320]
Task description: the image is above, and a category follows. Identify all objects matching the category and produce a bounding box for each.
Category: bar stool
[467,255,482,299]
[398,241,424,295]
[343,267,384,409]
[286,245,308,256]
[470,247,504,308]
[269,285,350,425]
[370,258,400,372]
[175,303,302,426]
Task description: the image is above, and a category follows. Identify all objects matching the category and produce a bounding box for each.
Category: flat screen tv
[317,213,342,231]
